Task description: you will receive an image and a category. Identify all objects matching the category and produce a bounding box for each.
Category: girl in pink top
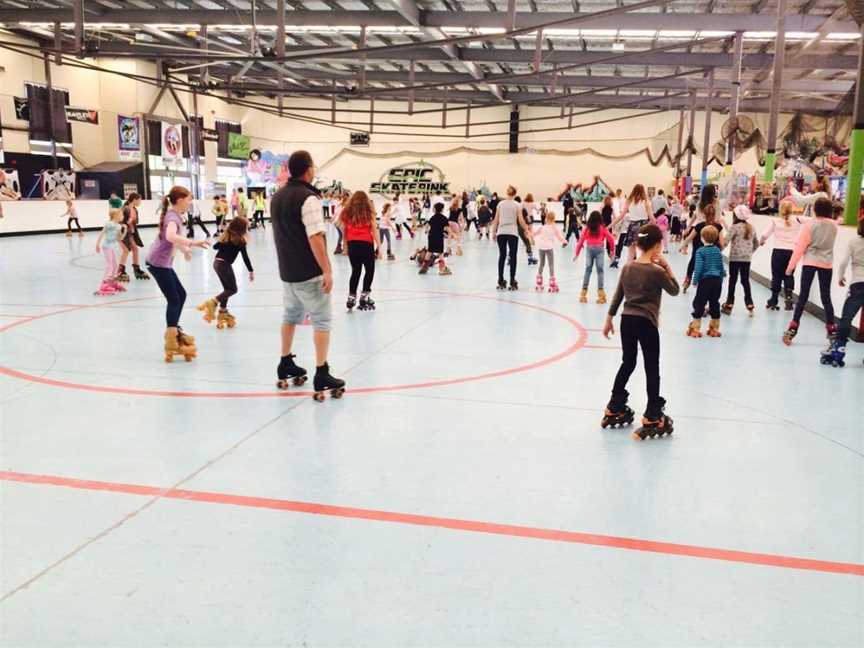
[782,196,839,345]
[760,199,803,310]
[655,207,670,253]
[574,210,617,304]
[532,210,566,292]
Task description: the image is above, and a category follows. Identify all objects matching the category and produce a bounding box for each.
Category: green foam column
[764,151,777,183]
[845,129,864,227]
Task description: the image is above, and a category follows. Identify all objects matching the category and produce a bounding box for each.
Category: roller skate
[312,362,345,402]
[579,288,588,304]
[548,277,559,293]
[109,279,126,293]
[784,289,794,311]
[276,353,308,389]
[601,392,635,429]
[439,265,452,276]
[216,309,236,329]
[197,298,218,323]
[721,302,733,315]
[358,292,376,311]
[65,231,72,237]
[94,280,118,296]
[387,252,396,261]
[782,320,798,346]
[609,259,619,269]
[746,304,755,317]
[133,264,150,280]
[346,294,356,311]
[597,288,607,305]
[819,338,846,368]
[456,246,463,256]
[707,318,722,337]
[766,294,780,311]
[527,254,538,266]
[164,327,196,363]
[116,264,130,282]
[686,319,702,338]
[496,279,507,290]
[535,274,544,292]
[633,399,674,440]
[177,327,196,347]
[418,263,429,275]
[508,279,519,291]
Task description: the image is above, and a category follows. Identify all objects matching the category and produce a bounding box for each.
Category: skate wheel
[601,420,609,429]
[184,355,194,362]
[332,388,345,399]
[165,355,173,363]
[228,323,235,328]
[313,392,326,402]
[276,380,289,390]
[216,323,224,330]
[293,376,308,386]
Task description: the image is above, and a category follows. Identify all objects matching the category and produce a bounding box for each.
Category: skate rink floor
[0,225,862,647]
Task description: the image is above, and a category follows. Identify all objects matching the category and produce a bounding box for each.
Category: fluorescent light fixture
[744,31,776,39]
[612,41,625,51]
[826,32,861,39]
[698,31,735,37]
[620,30,657,37]
[580,29,618,36]
[785,32,819,39]
[658,30,697,37]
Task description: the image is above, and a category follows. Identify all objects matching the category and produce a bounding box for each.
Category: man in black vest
[271,150,344,397]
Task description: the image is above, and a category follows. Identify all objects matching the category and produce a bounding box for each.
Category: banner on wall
[369,161,450,195]
[65,107,99,125]
[201,128,219,142]
[118,115,141,159]
[42,169,76,200]
[0,169,21,200]
[242,149,290,190]
[228,133,251,159]
[13,97,29,121]
[161,122,184,161]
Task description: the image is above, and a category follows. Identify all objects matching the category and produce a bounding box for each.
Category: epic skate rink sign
[370,161,450,195]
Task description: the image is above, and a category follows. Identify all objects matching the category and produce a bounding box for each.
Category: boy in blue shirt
[688,225,726,338]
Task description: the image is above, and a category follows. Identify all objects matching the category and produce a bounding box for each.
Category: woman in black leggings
[490,185,532,290]
[341,191,381,311]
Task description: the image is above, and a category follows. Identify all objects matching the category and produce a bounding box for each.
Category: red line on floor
[583,344,618,350]
[2,470,861,577]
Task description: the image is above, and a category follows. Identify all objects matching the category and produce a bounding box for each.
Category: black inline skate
[312,362,345,402]
[346,294,356,311]
[601,392,635,429]
[633,398,674,440]
[276,353,308,389]
[819,338,846,368]
[133,264,150,280]
[496,279,507,290]
[508,279,519,291]
[116,264,130,282]
[358,292,376,311]
[784,289,794,311]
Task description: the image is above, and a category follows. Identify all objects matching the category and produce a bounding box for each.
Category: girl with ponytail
[146,186,210,362]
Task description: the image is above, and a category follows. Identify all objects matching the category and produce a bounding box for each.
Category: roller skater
[824,218,864,366]
[724,206,761,317]
[119,194,147,280]
[358,292,376,311]
[342,190,380,309]
[133,264,150,280]
[603,224,679,442]
[760,200,801,313]
[633,399,674,440]
[533,209,565,294]
[60,199,84,237]
[216,309,236,329]
[491,185,531,292]
[312,362,346,402]
[574,211,616,305]
[116,264,130,282]
[687,225,725,341]
[820,339,846,368]
[95,207,126,296]
[276,353,308,389]
[601,391,635,429]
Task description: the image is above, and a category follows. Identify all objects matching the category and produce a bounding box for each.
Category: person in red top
[574,210,616,304]
[341,190,382,311]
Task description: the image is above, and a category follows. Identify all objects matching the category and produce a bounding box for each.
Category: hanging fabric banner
[13,97,29,121]
[41,169,76,200]
[161,122,184,162]
[65,107,99,125]
[118,115,141,159]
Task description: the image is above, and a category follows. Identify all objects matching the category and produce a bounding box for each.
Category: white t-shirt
[301,195,325,237]
[626,200,650,223]
[496,199,521,236]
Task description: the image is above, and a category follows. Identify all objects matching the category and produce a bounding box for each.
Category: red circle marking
[0,290,588,398]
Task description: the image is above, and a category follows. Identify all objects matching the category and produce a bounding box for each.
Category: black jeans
[147,264,186,327]
[769,249,794,302]
[67,217,82,232]
[497,234,518,282]
[186,216,211,238]
[837,282,864,345]
[395,222,413,238]
[692,276,722,319]
[348,241,376,294]
[252,210,266,229]
[726,261,753,306]
[611,314,661,411]
[793,266,835,325]
[519,229,533,255]
[213,259,237,308]
[565,224,581,243]
[614,232,628,261]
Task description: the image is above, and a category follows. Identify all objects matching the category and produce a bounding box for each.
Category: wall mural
[557,176,613,203]
[370,160,450,195]
[242,149,290,191]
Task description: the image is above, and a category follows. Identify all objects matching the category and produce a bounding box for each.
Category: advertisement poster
[117,115,141,159]
[369,161,450,195]
[13,97,29,121]
[0,169,21,200]
[228,133,251,160]
[241,149,290,191]
[161,122,184,162]
[42,169,76,200]
[65,107,99,125]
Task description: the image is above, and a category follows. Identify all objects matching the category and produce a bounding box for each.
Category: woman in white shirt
[491,185,532,290]
[787,176,831,218]
[610,184,655,265]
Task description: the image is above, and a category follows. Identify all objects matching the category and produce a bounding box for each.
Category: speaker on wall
[509,108,519,154]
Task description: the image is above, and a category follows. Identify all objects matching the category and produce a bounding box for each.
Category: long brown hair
[628,184,647,204]
[220,216,249,246]
[343,190,375,227]
[158,186,191,239]
[702,204,717,226]
[815,175,831,197]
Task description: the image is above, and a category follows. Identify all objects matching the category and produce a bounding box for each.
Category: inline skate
[133,264,150,280]
[601,392,635,429]
[346,294,357,311]
[358,292,376,311]
[548,277,559,293]
[633,399,674,440]
[94,280,118,296]
[276,353,308,388]
[312,363,346,402]
[782,320,798,345]
[116,264,130,282]
[109,279,126,293]
[216,309,236,329]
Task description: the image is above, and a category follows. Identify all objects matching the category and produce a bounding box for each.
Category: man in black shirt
[271,150,344,397]
[418,203,451,275]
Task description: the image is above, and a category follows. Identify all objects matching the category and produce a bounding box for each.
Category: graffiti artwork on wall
[242,149,290,191]
[558,176,613,203]
[0,169,21,200]
[42,169,76,200]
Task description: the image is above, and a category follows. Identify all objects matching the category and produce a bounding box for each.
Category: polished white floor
[0,224,862,647]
